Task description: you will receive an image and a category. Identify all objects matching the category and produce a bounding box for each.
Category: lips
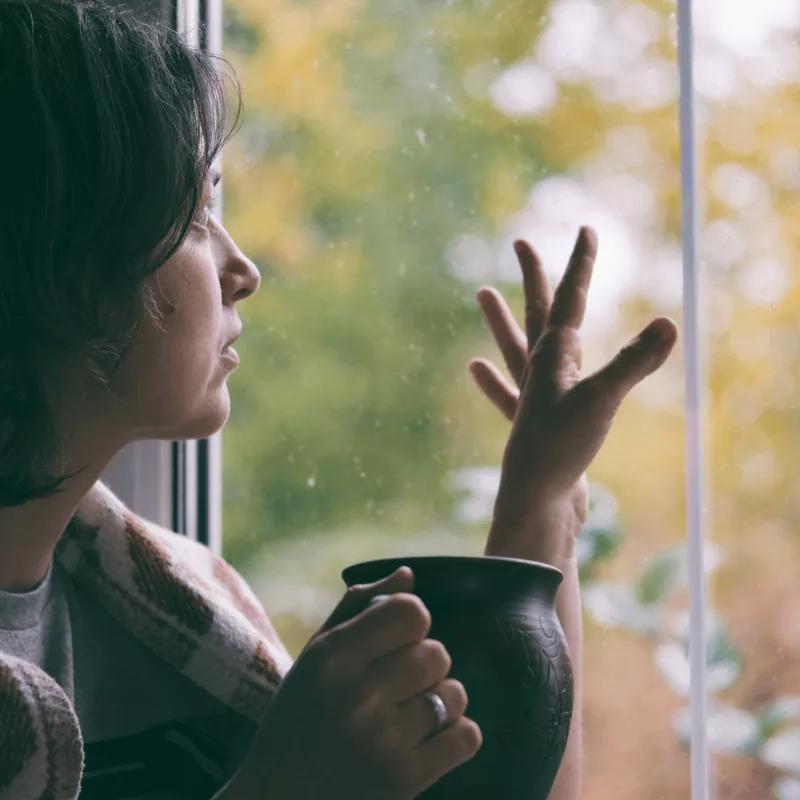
[224,323,243,351]
[221,345,240,368]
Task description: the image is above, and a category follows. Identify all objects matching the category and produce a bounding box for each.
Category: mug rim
[341,554,563,586]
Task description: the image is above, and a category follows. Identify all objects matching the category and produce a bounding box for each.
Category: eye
[194,174,221,230]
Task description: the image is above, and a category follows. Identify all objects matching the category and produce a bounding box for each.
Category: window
[112,0,800,796]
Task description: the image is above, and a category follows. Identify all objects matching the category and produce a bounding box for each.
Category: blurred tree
[219,0,800,797]
[220,0,552,564]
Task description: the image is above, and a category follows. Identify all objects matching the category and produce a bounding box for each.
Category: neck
[0,446,121,593]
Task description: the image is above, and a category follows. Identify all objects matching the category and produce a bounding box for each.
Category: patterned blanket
[0,481,292,800]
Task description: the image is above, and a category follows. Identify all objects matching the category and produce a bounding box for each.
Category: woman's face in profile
[106,173,261,445]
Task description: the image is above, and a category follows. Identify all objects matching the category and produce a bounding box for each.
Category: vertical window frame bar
[677,0,711,797]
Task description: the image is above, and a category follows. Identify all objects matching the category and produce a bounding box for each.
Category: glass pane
[221,0,691,795]
[696,2,800,798]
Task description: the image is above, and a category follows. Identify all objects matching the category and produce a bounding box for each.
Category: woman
[0,1,677,798]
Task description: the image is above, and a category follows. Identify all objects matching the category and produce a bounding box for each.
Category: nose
[218,225,261,304]
[228,251,261,303]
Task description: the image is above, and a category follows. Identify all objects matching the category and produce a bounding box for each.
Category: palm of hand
[468,227,677,563]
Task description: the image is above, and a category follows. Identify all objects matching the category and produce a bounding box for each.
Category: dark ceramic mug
[342,556,573,800]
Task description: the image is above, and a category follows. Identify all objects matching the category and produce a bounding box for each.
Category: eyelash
[195,195,218,229]
[197,205,212,227]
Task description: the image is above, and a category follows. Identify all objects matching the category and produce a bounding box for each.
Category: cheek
[143,307,220,393]
[107,249,228,436]
[149,260,222,377]
[112,303,223,428]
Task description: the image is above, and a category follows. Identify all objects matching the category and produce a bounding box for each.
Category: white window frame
[676,1,711,797]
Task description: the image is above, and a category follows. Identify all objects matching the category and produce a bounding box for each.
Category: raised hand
[468,226,677,564]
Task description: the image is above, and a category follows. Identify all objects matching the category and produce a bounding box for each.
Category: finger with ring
[398,679,468,742]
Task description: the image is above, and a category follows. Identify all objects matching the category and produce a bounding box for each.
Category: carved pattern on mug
[420,608,573,799]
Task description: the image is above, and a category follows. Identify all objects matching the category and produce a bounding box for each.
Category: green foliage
[222,272,481,566]
[636,548,685,606]
[576,485,622,581]
[223,6,261,56]
[219,0,554,567]
[761,697,800,740]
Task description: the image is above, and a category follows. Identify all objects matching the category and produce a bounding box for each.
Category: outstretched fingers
[547,227,598,331]
[475,239,552,388]
[467,358,520,422]
[514,239,552,350]
[476,288,528,386]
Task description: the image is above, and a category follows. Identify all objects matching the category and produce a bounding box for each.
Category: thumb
[320,566,415,633]
[577,317,677,410]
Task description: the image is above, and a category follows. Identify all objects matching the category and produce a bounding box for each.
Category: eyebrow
[210,169,222,187]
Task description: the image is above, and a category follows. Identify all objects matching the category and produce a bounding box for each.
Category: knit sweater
[0,481,293,800]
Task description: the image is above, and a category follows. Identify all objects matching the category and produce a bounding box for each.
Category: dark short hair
[0,0,242,505]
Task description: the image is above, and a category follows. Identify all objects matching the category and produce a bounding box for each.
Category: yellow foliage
[538,87,618,168]
[223,154,314,270]
[481,160,526,224]
[226,0,364,130]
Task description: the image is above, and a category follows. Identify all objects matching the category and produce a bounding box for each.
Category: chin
[163,387,231,441]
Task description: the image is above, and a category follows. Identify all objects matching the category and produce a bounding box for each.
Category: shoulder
[0,651,82,800]
[148,520,288,651]
[64,480,292,667]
